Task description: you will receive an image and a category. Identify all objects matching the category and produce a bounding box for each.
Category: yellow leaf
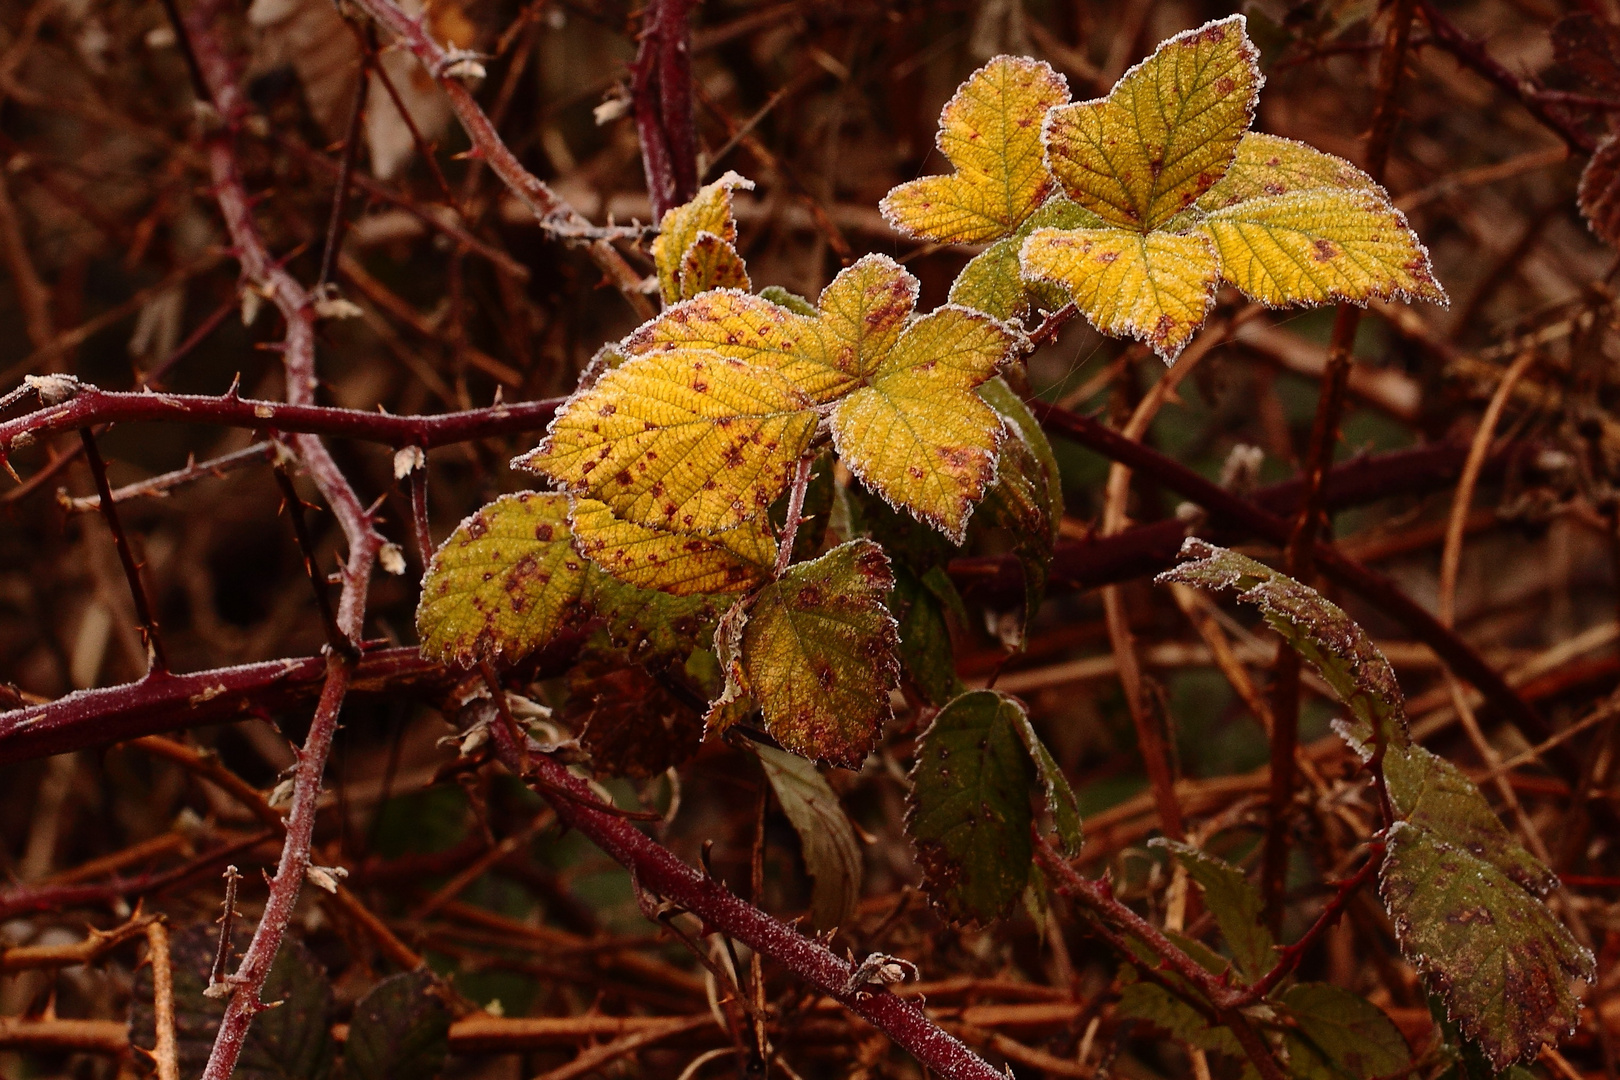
[623,254,920,403]
[1043,15,1260,231]
[1196,132,1383,212]
[1200,190,1447,307]
[804,254,920,383]
[881,56,1071,243]
[651,171,754,304]
[522,347,818,534]
[569,497,775,596]
[948,196,1100,321]
[710,539,900,767]
[1020,226,1220,360]
[416,492,588,665]
[829,305,1019,542]
[677,232,750,299]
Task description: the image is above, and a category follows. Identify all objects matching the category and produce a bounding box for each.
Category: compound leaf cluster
[884,16,1446,361]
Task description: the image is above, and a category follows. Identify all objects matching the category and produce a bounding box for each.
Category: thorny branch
[490,738,1008,1080]
[171,0,386,1073]
[342,0,656,318]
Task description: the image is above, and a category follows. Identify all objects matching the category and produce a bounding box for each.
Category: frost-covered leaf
[1378,822,1592,1070]
[1156,538,1407,756]
[711,540,899,767]
[1280,982,1410,1080]
[1383,743,1557,894]
[906,689,1037,924]
[525,348,818,534]
[1021,226,1220,361]
[569,497,774,596]
[947,197,1094,322]
[829,305,1019,542]
[677,232,751,299]
[1201,191,1446,307]
[753,741,863,929]
[1195,132,1382,213]
[652,171,753,304]
[880,55,1070,243]
[417,492,589,666]
[1043,16,1260,231]
[1153,839,1274,983]
[623,257,912,403]
[343,970,451,1080]
[1579,133,1620,249]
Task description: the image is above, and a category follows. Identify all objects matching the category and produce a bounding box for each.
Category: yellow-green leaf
[710,539,899,767]
[829,305,1018,542]
[880,55,1070,243]
[523,347,818,534]
[1043,16,1260,231]
[1020,226,1220,361]
[1201,190,1447,307]
[623,256,916,403]
[569,497,774,597]
[416,492,589,665]
[652,170,753,304]
[949,196,1100,321]
[1197,132,1383,212]
[677,232,751,299]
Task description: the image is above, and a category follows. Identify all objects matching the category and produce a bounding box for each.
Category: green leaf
[417,492,590,666]
[974,387,1062,628]
[891,564,965,707]
[753,740,864,930]
[710,539,901,767]
[1280,983,1410,1080]
[1153,839,1274,983]
[759,284,818,317]
[905,689,1037,924]
[1003,706,1081,857]
[587,569,728,663]
[1116,969,1243,1057]
[949,197,1100,322]
[343,970,452,1080]
[1383,743,1557,894]
[1156,538,1408,757]
[1378,822,1593,1070]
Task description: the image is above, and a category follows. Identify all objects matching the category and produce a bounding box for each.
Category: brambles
[1,3,1613,1080]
